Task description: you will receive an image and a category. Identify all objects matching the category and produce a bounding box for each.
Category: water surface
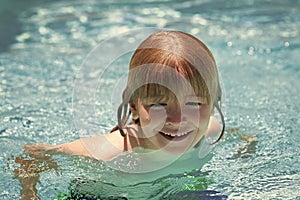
[0,0,299,199]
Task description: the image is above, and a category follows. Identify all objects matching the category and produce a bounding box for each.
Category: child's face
[133,91,213,154]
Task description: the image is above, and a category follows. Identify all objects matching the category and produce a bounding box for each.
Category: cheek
[138,108,167,138]
[138,107,167,127]
[185,105,212,128]
[199,106,212,121]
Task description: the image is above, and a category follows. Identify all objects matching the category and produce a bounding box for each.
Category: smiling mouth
[158,130,194,140]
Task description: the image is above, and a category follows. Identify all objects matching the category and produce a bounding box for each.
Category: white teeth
[160,131,190,137]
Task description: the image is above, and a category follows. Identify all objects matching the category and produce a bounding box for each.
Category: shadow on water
[0,0,55,53]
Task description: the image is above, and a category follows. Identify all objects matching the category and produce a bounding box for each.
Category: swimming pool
[0,0,299,199]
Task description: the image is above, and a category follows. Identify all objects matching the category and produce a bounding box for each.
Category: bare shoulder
[79,125,140,161]
[104,124,140,150]
[204,116,221,137]
[25,125,140,161]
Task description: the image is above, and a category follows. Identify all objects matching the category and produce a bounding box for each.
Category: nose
[166,104,182,125]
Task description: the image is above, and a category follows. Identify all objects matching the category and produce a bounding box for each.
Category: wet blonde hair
[112,30,224,143]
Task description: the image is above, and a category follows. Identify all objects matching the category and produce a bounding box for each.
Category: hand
[23,143,53,158]
[14,144,59,199]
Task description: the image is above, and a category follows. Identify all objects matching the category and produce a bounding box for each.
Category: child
[16,30,225,198]
[26,30,224,159]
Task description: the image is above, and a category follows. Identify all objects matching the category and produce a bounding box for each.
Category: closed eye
[185,102,202,106]
[150,103,167,107]
[147,103,167,111]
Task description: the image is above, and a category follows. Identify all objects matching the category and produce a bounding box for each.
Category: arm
[14,146,59,200]
[15,131,128,199]
[14,139,92,199]
[31,139,93,157]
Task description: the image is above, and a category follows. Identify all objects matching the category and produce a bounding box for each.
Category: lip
[158,130,194,141]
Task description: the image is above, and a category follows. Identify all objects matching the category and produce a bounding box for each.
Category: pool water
[0,0,299,199]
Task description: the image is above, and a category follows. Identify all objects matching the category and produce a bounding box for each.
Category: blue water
[0,0,299,199]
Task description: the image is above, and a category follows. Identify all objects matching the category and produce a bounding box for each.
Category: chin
[158,134,198,155]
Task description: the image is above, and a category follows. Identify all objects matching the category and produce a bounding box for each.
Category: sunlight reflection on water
[0,0,299,199]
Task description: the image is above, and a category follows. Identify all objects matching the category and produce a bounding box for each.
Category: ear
[130,103,139,120]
